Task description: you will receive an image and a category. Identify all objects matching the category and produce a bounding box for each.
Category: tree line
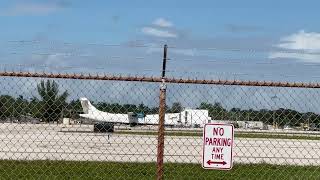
[0,80,319,127]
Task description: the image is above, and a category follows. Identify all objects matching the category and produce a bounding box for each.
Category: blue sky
[1,0,320,82]
[1,0,320,112]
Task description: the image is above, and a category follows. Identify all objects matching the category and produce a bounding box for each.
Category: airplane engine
[93,122,114,133]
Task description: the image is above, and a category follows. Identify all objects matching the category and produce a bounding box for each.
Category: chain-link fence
[0,72,320,179]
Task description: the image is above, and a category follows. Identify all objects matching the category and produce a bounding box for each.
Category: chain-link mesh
[0,73,320,179]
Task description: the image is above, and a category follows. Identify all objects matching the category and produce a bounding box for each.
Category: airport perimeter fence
[0,71,320,179]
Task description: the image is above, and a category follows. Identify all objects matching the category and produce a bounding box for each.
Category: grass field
[0,160,319,179]
[114,131,320,140]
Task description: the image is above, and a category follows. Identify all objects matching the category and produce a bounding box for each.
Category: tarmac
[0,123,319,165]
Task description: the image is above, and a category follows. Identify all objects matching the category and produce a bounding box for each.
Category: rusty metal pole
[156,44,167,180]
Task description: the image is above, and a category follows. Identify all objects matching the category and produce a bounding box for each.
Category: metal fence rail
[0,72,320,179]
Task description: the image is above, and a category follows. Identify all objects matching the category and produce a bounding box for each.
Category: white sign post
[202,123,234,170]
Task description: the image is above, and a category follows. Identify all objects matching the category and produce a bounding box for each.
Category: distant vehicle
[309,123,320,131]
[301,123,310,131]
[283,124,293,130]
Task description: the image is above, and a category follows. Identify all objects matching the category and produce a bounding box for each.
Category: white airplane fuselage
[79,98,133,124]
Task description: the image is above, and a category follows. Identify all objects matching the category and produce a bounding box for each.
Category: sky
[1,0,320,112]
[0,0,320,81]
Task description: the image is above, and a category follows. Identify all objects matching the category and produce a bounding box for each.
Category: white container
[63,118,70,125]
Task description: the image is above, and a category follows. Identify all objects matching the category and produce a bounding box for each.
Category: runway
[0,123,319,165]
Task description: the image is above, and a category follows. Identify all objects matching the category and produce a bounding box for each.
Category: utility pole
[157,44,167,180]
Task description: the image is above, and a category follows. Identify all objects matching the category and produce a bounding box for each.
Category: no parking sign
[202,123,234,170]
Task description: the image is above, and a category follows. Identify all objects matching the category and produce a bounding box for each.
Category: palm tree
[37,80,68,122]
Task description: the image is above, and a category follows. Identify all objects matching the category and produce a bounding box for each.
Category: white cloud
[141,27,177,38]
[276,30,320,50]
[146,44,195,56]
[269,52,320,63]
[269,30,320,62]
[1,2,62,16]
[171,49,195,56]
[153,18,173,27]
[31,53,68,67]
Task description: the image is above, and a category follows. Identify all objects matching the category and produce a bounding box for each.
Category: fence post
[156,44,167,180]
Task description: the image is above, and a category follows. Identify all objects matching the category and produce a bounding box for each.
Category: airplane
[79,97,211,128]
[79,97,145,126]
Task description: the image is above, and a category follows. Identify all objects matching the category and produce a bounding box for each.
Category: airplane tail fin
[80,97,97,114]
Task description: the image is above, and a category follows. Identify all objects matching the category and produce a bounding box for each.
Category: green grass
[114,131,320,140]
[0,160,319,179]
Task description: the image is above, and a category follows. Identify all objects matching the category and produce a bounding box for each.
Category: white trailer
[144,109,210,127]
